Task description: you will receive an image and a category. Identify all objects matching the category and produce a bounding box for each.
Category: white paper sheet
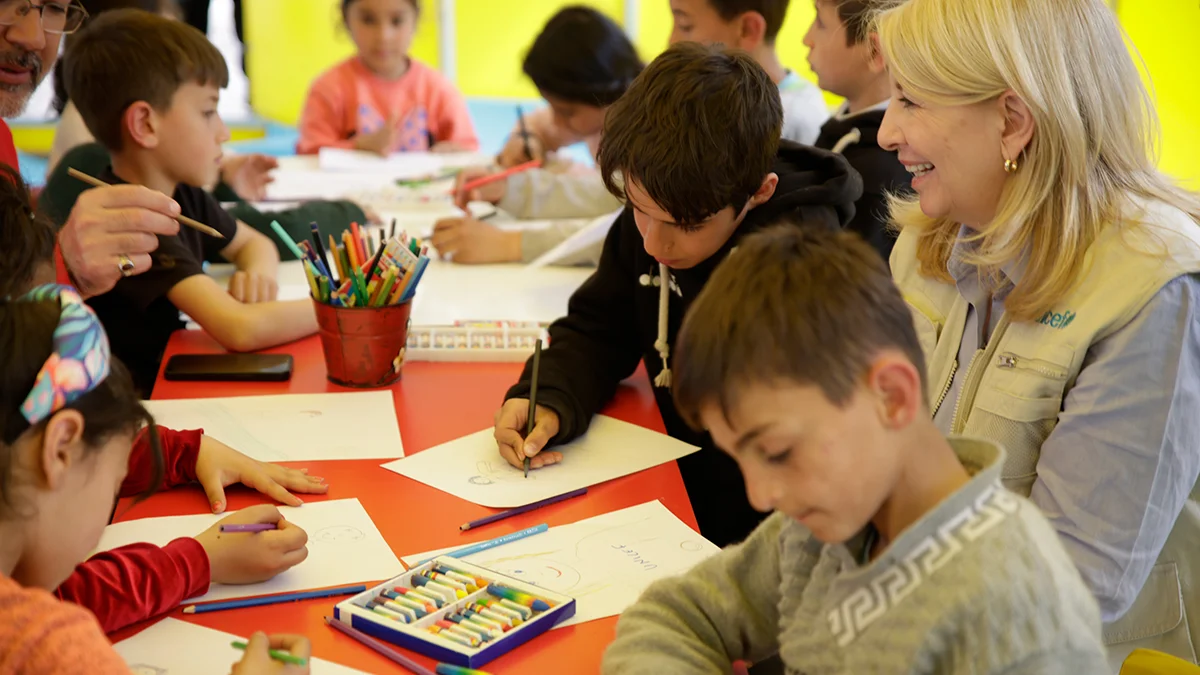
[527,209,621,269]
[117,618,366,674]
[143,392,404,462]
[318,148,492,175]
[402,501,719,628]
[381,415,699,507]
[97,499,404,603]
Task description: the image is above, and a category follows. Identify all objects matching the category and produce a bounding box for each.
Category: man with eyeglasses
[0,0,184,298]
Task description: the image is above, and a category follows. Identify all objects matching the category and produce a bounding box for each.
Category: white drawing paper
[402,501,719,627]
[143,392,404,462]
[403,258,591,327]
[117,618,366,674]
[97,499,404,603]
[381,415,699,507]
[317,148,491,175]
[527,210,621,269]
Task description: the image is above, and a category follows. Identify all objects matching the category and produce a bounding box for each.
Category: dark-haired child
[297,0,478,155]
[602,224,1107,674]
[433,5,643,265]
[492,43,862,547]
[0,285,309,672]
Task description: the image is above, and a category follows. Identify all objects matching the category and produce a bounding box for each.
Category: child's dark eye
[676,222,703,234]
[765,448,792,465]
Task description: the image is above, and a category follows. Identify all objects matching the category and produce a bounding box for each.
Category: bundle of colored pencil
[280,220,429,308]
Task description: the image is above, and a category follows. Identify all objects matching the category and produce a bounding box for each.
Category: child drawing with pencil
[432,6,641,266]
[64,10,319,396]
[296,0,478,155]
[0,285,311,674]
[602,225,1107,674]
[0,169,326,640]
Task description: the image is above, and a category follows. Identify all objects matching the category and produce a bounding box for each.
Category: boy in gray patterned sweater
[602,224,1107,674]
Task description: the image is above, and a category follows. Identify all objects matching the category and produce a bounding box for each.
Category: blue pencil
[414,524,549,567]
[182,584,367,614]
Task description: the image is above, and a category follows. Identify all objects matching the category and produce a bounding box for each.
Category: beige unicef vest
[892,201,1200,670]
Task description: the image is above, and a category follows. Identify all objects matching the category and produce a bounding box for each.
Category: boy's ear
[38,409,86,491]
[867,33,887,75]
[123,101,161,150]
[748,172,779,209]
[866,353,923,431]
[737,11,768,50]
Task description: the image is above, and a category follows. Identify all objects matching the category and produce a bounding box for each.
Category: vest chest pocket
[968,342,1075,495]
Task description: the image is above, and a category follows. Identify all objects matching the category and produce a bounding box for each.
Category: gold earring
[1004,158,1019,174]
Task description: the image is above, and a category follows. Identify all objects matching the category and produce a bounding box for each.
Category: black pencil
[310,222,337,286]
[516,104,533,162]
[364,239,388,282]
[389,217,397,240]
[525,338,542,478]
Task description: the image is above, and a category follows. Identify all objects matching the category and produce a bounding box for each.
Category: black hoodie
[505,141,862,547]
[814,107,913,263]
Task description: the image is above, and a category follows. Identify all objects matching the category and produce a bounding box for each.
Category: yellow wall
[1119,0,1200,188]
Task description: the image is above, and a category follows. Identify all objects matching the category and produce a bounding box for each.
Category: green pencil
[230,640,308,667]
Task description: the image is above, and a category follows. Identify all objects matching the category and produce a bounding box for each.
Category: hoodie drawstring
[651,263,672,388]
[831,128,862,154]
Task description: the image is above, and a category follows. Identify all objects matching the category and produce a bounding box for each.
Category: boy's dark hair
[64,8,229,152]
[341,0,419,19]
[0,299,163,517]
[709,0,790,43]
[598,42,781,226]
[674,223,927,429]
[831,0,895,45]
[52,0,163,115]
[0,165,56,299]
[523,6,644,107]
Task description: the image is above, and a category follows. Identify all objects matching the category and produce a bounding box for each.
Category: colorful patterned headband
[17,284,111,426]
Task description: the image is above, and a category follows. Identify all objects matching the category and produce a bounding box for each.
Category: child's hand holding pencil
[231,632,311,674]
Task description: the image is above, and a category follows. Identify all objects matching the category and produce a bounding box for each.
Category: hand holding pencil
[230,632,311,674]
[194,505,309,586]
[493,397,561,474]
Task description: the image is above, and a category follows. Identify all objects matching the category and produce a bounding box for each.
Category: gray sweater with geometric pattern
[602,438,1108,674]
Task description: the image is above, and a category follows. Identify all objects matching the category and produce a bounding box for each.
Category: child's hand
[430,217,521,264]
[452,167,507,210]
[353,116,400,156]
[195,436,328,513]
[496,132,546,167]
[494,399,563,470]
[228,270,279,304]
[230,632,311,675]
[221,154,279,202]
[196,505,309,585]
[430,141,472,153]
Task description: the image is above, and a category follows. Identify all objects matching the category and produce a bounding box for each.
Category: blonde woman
[877,0,1200,669]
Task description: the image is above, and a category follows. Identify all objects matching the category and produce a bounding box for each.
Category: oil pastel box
[331,556,576,668]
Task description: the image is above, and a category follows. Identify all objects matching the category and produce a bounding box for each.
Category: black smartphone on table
[163,354,294,382]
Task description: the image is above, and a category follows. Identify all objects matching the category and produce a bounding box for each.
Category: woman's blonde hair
[876,0,1200,322]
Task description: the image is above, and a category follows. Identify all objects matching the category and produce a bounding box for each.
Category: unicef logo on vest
[1037,309,1076,329]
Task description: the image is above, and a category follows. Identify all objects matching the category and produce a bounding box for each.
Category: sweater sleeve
[121,426,202,497]
[0,582,131,674]
[601,513,786,675]
[499,169,623,220]
[54,538,211,635]
[504,211,645,444]
[296,76,355,154]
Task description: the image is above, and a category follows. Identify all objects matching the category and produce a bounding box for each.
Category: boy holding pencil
[602,224,1107,674]
[492,43,861,547]
[64,10,318,394]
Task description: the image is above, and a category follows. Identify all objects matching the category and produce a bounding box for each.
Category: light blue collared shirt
[933,228,1200,622]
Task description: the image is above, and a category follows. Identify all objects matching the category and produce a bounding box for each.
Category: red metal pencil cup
[314,299,412,388]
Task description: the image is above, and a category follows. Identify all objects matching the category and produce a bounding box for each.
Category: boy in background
[805,0,911,261]
[65,9,318,394]
[668,0,829,145]
[603,224,1107,674]
[492,43,861,547]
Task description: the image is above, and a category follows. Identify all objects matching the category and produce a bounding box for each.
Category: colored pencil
[389,217,397,240]
[516,104,532,161]
[415,523,549,566]
[453,159,542,196]
[182,584,366,614]
[364,240,388,281]
[67,168,225,238]
[524,338,543,478]
[311,223,337,285]
[460,486,585,532]
[268,220,307,260]
[324,616,438,675]
[219,523,278,533]
[230,640,308,666]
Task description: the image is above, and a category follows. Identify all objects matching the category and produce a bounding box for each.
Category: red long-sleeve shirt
[55,427,212,635]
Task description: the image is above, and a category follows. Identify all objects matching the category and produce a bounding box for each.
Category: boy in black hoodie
[805,0,911,262]
[492,42,862,547]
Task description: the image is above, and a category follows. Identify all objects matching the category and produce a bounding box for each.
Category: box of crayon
[331,557,576,668]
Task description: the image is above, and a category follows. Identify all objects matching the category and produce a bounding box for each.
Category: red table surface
[108,330,697,675]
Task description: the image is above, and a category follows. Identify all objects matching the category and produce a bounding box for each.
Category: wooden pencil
[67,167,225,239]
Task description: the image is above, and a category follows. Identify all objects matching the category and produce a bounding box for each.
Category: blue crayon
[405,586,445,608]
[487,583,551,611]
[445,614,493,641]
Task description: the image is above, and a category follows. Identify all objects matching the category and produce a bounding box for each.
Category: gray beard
[0,83,33,118]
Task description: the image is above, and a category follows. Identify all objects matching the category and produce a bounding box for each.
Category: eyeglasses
[0,0,88,35]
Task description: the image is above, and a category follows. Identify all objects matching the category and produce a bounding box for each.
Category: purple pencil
[459,487,588,531]
[324,616,437,675]
[220,523,278,533]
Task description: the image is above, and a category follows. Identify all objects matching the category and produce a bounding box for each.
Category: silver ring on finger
[117,254,136,278]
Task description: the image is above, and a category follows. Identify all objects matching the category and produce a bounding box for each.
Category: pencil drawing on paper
[128,666,167,675]
[467,460,535,486]
[312,525,366,543]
